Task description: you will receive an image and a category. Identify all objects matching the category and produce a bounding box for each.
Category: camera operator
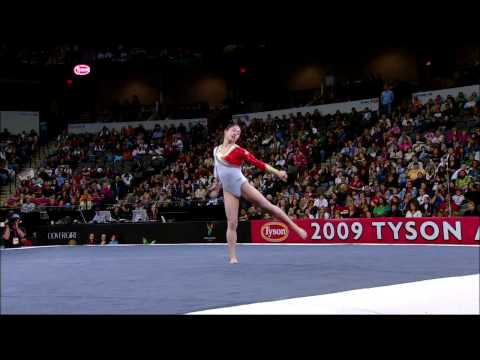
[2,213,29,248]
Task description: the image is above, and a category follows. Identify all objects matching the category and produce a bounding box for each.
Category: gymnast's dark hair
[219,122,241,143]
[224,122,241,131]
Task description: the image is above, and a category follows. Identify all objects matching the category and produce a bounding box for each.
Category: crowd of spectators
[238,91,480,220]
[6,122,215,221]
[0,129,39,186]
[4,90,480,222]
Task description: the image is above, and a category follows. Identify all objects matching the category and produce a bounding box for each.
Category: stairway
[0,142,56,207]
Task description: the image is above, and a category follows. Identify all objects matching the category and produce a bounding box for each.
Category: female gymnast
[213,123,307,264]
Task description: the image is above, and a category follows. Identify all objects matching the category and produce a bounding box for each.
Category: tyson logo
[260,222,289,242]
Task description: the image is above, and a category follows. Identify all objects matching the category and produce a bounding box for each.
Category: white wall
[232,98,379,123]
[412,85,480,104]
[0,111,40,134]
[68,118,208,134]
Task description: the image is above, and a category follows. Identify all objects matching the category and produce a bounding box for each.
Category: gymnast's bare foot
[297,227,308,240]
[229,257,239,264]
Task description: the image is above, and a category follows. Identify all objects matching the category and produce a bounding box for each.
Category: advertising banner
[35,220,251,246]
[251,217,480,245]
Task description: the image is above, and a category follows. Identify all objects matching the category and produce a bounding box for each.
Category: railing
[0,199,227,227]
[2,141,54,205]
[0,197,225,214]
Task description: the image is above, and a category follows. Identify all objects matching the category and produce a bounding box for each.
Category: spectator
[108,234,119,245]
[90,208,106,223]
[390,203,403,217]
[455,170,472,191]
[20,195,36,213]
[0,159,14,185]
[79,190,93,210]
[406,200,423,218]
[372,196,391,217]
[381,85,394,116]
[452,188,465,206]
[87,233,96,245]
[2,214,28,248]
[100,233,108,245]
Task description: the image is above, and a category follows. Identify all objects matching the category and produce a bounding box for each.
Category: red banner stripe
[251,217,480,245]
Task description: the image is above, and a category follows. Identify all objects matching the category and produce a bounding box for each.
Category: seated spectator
[79,190,93,210]
[108,234,119,245]
[372,197,391,217]
[406,200,423,218]
[455,170,472,191]
[87,233,96,245]
[437,194,460,215]
[0,160,13,185]
[390,203,403,217]
[100,233,108,245]
[20,196,36,213]
[452,188,465,206]
[90,208,107,223]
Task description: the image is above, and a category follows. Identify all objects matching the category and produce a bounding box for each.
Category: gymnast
[212,123,307,263]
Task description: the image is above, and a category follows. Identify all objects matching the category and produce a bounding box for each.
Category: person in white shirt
[90,210,106,223]
[21,196,36,213]
[361,107,371,121]
[121,172,133,187]
[452,189,465,206]
[175,138,183,152]
[451,165,468,181]
[464,96,476,109]
[405,201,423,218]
[314,194,329,209]
[275,156,286,168]
[416,188,429,206]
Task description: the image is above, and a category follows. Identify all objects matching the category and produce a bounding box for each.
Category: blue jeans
[383,103,392,115]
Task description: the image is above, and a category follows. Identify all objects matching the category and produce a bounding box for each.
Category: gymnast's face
[225,125,241,143]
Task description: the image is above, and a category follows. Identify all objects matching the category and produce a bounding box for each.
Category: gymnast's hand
[277,170,288,182]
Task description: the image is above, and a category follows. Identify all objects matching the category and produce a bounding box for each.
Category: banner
[232,98,379,123]
[412,85,480,105]
[251,217,480,245]
[35,220,251,246]
[68,118,208,134]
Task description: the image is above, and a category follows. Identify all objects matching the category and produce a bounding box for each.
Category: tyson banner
[251,217,480,245]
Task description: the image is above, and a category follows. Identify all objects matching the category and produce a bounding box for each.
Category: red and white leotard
[217,145,266,171]
[213,145,267,197]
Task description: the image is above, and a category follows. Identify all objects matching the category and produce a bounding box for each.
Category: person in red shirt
[437,194,460,215]
[292,150,307,171]
[213,123,307,264]
[350,175,364,191]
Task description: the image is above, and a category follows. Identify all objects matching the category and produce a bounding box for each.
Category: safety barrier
[3,217,479,248]
[32,220,251,246]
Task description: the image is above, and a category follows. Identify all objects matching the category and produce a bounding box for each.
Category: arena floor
[1,244,479,314]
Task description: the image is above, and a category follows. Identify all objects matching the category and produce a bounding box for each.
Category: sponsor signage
[74,64,91,76]
[252,218,480,245]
